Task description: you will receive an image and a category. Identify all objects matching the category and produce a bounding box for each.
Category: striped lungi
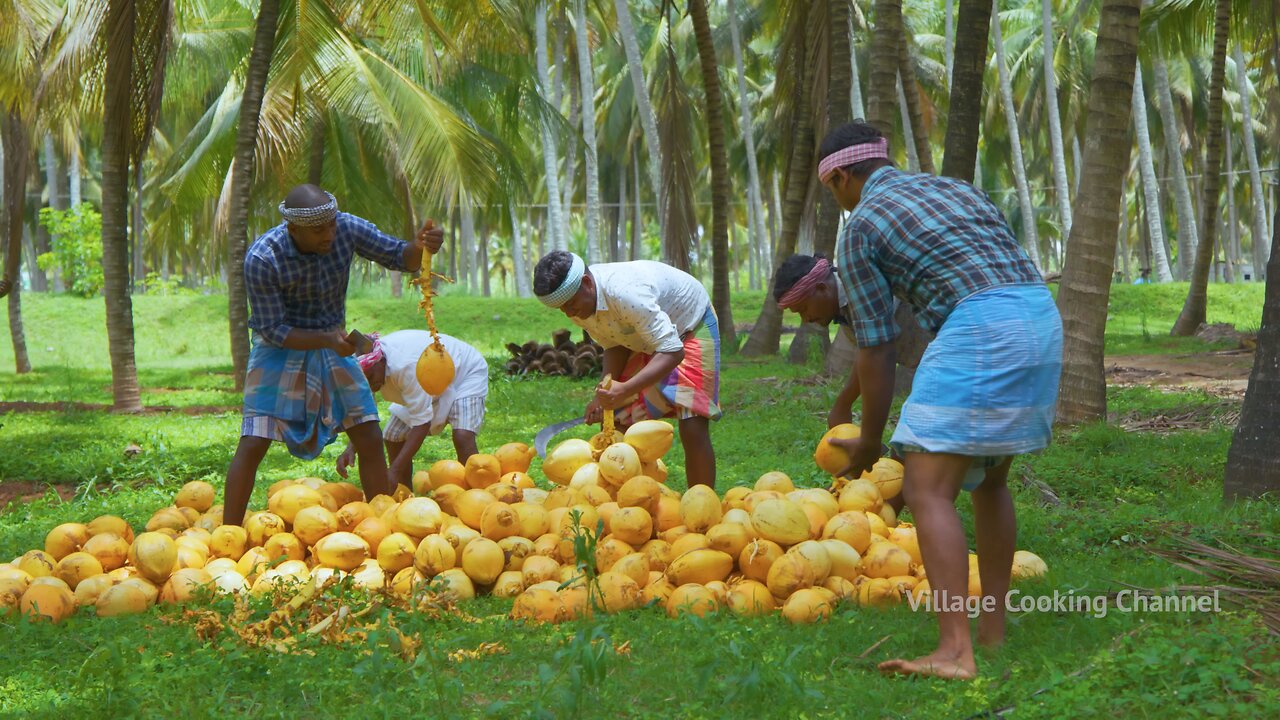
[890,284,1062,491]
[241,337,380,460]
[384,396,487,441]
[616,305,722,424]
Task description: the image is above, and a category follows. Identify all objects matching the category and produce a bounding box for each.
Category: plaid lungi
[241,338,380,460]
[890,284,1061,491]
[615,305,722,424]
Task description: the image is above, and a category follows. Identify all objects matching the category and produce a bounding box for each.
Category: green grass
[1,289,1277,718]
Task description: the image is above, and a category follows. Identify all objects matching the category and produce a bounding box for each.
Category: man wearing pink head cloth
[343,330,489,491]
[776,121,1061,680]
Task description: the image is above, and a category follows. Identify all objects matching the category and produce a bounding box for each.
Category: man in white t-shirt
[338,330,489,490]
[531,250,721,489]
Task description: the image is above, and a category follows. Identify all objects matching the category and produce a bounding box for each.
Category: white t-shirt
[573,261,711,354]
[378,330,488,434]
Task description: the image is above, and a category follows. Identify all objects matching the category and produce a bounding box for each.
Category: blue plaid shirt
[245,212,411,346]
[835,167,1043,348]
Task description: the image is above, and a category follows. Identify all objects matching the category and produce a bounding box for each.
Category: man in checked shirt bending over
[223,184,444,526]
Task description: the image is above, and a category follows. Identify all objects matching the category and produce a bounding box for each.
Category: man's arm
[388,423,433,487]
[349,215,442,272]
[829,363,862,427]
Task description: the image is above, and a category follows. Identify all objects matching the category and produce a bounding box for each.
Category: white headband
[537,253,585,308]
[279,192,338,226]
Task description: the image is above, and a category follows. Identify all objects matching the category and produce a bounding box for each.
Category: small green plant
[37,203,104,298]
[142,272,198,296]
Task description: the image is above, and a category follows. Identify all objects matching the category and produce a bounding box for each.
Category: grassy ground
[1,285,1276,718]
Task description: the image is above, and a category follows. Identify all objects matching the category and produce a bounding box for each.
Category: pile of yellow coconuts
[0,420,1047,626]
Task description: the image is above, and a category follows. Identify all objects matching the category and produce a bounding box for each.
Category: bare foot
[977,622,1005,649]
[878,651,977,680]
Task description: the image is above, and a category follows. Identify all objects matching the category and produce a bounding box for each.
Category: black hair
[284,183,330,209]
[772,253,831,301]
[817,120,891,177]
[533,250,575,297]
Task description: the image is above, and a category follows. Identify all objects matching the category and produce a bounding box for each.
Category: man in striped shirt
[224,184,443,526]
[782,121,1060,680]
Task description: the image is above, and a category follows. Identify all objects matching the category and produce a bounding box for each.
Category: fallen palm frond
[1147,532,1280,635]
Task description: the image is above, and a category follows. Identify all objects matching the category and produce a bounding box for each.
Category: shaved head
[284,184,332,209]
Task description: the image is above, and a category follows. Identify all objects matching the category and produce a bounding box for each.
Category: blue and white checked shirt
[245,212,411,347]
[835,167,1043,348]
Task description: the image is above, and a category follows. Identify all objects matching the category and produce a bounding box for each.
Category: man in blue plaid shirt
[224,184,444,526]
[775,121,1061,680]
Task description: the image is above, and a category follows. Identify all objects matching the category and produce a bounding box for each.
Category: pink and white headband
[356,333,385,371]
[778,259,833,309]
[817,138,889,182]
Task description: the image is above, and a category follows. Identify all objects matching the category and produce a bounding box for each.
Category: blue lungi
[240,337,380,460]
[890,284,1062,491]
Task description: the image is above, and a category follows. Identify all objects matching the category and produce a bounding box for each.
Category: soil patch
[0,481,77,512]
[1106,351,1254,397]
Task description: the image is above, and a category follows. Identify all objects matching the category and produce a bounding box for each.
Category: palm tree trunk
[688,0,736,350]
[561,41,580,250]
[992,1,1040,270]
[866,0,903,136]
[1041,0,1073,240]
[1223,121,1238,283]
[940,0,991,183]
[848,11,866,118]
[1232,43,1269,282]
[572,0,603,264]
[897,31,933,174]
[615,163,627,262]
[308,113,325,186]
[1,113,32,372]
[1055,0,1142,424]
[1131,65,1174,281]
[631,145,643,260]
[226,0,280,391]
[479,223,490,297]
[945,0,956,87]
[1119,193,1132,282]
[459,192,475,293]
[535,3,566,252]
[614,0,663,240]
[729,0,768,296]
[132,163,145,288]
[1172,0,1231,335]
[1224,207,1280,498]
[896,74,920,172]
[101,0,144,411]
[1151,58,1198,280]
[742,10,816,358]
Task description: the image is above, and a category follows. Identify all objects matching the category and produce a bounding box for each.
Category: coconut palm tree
[1223,100,1280,499]
[728,0,768,291]
[687,0,736,350]
[1041,0,1073,241]
[991,0,1040,269]
[225,0,280,390]
[1150,57,1198,279]
[613,0,663,242]
[866,0,903,137]
[940,0,991,182]
[1231,43,1269,281]
[1131,64,1174,281]
[535,2,566,252]
[571,0,603,264]
[1056,0,1143,424]
[1172,0,1232,336]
